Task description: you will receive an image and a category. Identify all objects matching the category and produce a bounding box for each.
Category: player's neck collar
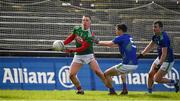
[155,32,162,36]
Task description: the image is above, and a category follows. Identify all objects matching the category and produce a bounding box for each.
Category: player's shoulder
[162,31,168,34]
[73,26,82,30]
[117,33,129,38]
[124,33,131,37]
[151,34,157,42]
[162,31,169,37]
[152,34,157,39]
[162,31,170,41]
[114,34,125,41]
[152,34,156,38]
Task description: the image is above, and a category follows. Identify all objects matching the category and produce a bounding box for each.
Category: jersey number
[130,38,136,48]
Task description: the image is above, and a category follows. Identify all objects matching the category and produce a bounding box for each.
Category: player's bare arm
[159,47,167,65]
[141,41,156,55]
[98,41,118,47]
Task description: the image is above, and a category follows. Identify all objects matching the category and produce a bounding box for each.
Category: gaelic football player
[63,15,112,94]
[97,24,138,95]
[138,21,179,94]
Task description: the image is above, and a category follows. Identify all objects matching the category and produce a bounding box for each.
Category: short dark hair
[154,21,163,28]
[116,24,127,32]
[83,15,91,20]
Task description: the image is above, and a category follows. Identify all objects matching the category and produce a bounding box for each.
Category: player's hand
[137,53,144,59]
[93,37,100,44]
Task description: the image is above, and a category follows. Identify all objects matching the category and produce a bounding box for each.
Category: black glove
[93,37,100,44]
[137,53,143,59]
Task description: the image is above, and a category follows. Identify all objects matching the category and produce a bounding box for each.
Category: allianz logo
[112,67,179,88]
[2,68,55,84]
[58,66,74,88]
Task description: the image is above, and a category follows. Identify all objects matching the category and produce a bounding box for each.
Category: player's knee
[121,74,126,79]
[153,76,161,83]
[104,72,108,77]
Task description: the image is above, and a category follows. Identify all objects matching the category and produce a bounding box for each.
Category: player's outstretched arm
[63,34,76,45]
[141,41,156,56]
[64,40,90,53]
[137,41,156,59]
[98,41,117,47]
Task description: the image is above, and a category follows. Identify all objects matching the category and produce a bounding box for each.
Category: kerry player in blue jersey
[97,24,138,95]
[138,21,179,94]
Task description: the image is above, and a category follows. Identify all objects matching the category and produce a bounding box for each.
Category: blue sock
[170,80,175,84]
[109,88,115,93]
[148,88,152,93]
[123,83,127,90]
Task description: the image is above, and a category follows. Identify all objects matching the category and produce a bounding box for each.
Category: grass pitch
[0,90,179,101]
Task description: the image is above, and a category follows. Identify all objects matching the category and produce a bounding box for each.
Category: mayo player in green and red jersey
[63,15,112,94]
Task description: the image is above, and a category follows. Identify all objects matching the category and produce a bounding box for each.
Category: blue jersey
[113,34,138,65]
[152,31,174,62]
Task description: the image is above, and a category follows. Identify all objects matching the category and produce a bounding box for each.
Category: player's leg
[153,62,179,92]
[104,63,138,95]
[104,67,119,95]
[117,64,137,95]
[89,59,108,86]
[120,73,128,95]
[154,69,172,83]
[88,58,116,95]
[154,71,180,93]
[147,64,157,93]
[147,59,159,93]
[174,79,180,93]
[69,56,84,94]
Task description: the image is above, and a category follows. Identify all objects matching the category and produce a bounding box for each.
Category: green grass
[0,90,179,101]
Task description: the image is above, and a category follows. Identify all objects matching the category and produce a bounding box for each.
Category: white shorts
[152,57,174,72]
[72,54,95,64]
[113,63,138,74]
